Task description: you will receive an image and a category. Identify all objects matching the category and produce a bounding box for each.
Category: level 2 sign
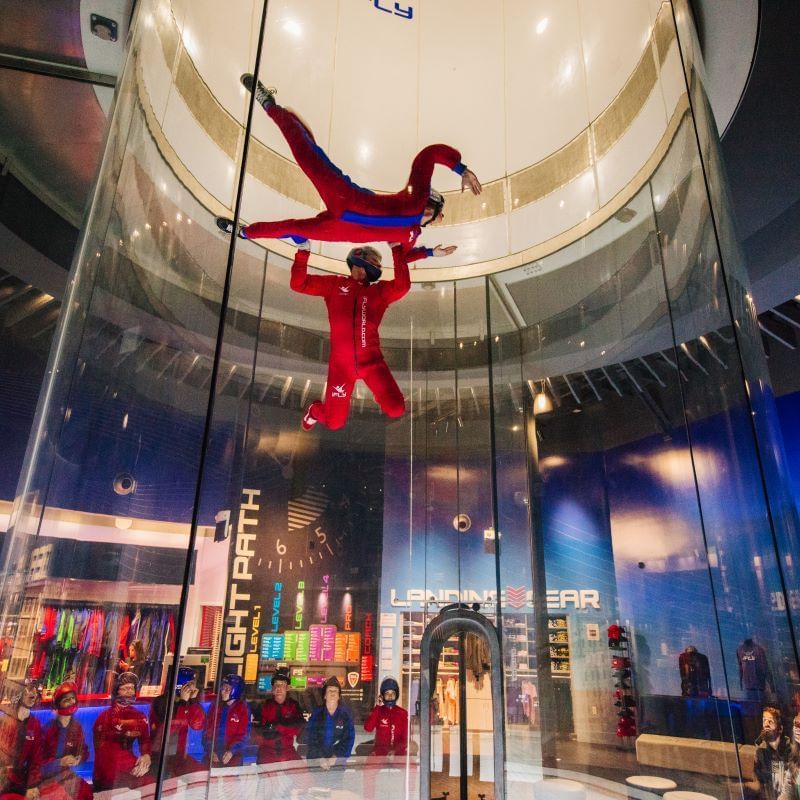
[371,0,413,20]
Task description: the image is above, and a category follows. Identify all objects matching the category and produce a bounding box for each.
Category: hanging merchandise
[32,604,176,696]
[608,624,637,743]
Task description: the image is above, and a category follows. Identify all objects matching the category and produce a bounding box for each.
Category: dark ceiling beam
[0,53,117,87]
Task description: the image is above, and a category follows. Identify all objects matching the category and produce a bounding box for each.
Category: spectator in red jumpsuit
[364,677,408,757]
[292,242,449,430]
[0,679,43,800]
[92,672,153,792]
[217,75,481,251]
[39,682,91,800]
[257,668,303,764]
[149,667,206,778]
[206,674,249,768]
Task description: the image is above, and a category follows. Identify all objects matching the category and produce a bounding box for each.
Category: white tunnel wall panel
[509,169,598,254]
[161,90,237,209]
[505,0,590,175]
[418,0,507,187]
[329,0,421,193]
[181,0,261,122]
[579,0,656,119]
[659,42,689,121]
[254,0,340,164]
[595,82,669,207]
[139,13,175,124]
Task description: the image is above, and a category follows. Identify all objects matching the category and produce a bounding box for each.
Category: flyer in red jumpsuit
[92,704,153,791]
[40,716,91,800]
[239,101,478,250]
[206,699,249,767]
[149,697,206,776]
[290,244,413,429]
[0,712,42,800]
[257,696,304,764]
[364,703,409,757]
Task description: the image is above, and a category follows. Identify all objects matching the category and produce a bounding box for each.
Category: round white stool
[533,778,587,800]
[663,791,717,800]
[626,776,679,795]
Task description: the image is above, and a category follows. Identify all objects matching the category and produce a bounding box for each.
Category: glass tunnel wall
[0,2,798,800]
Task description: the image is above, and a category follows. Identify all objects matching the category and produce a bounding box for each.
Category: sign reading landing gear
[388,587,601,610]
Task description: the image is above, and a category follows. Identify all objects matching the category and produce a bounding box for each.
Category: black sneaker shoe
[240,73,276,109]
[216,217,247,238]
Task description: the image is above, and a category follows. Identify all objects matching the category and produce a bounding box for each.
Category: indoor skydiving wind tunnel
[1,2,799,800]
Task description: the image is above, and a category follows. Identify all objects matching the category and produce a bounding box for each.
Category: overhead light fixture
[533,382,553,416]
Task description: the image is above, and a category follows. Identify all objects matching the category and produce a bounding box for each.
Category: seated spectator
[92,672,153,792]
[149,667,206,777]
[40,682,91,800]
[0,679,43,800]
[257,668,304,764]
[205,674,249,768]
[755,707,792,800]
[778,712,800,800]
[305,676,354,773]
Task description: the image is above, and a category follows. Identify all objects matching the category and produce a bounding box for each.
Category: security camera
[113,473,137,496]
[453,513,471,533]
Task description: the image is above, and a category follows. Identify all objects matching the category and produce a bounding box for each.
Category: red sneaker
[301,403,320,431]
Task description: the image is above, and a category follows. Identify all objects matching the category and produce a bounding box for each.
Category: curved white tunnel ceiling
[140,0,688,278]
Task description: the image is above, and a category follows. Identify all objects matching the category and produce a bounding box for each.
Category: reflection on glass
[0,3,798,800]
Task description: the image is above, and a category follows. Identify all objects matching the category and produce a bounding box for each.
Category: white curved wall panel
[505,0,590,174]
[161,91,237,209]
[509,169,598,252]
[595,80,668,206]
[579,0,655,119]
[417,0,507,186]
[255,0,339,163]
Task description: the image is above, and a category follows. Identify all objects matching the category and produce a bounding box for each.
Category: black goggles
[349,255,382,283]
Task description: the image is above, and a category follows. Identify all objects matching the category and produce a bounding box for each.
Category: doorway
[420,604,505,800]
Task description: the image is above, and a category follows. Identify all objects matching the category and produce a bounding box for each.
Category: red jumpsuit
[206,699,249,767]
[0,712,42,800]
[92,704,154,791]
[291,245,417,429]
[364,704,408,756]
[257,697,304,764]
[242,103,466,248]
[40,718,91,800]
[149,698,206,777]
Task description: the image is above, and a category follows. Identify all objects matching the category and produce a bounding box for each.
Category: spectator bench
[636,734,756,781]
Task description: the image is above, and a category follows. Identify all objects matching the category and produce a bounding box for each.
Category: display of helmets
[221,673,245,701]
[176,666,197,692]
[614,696,636,709]
[53,681,79,716]
[617,707,635,719]
[346,246,382,283]
[421,189,445,226]
[613,668,631,680]
[614,678,632,690]
[616,717,637,737]
[611,657,631,669]
[272,667,291,686]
